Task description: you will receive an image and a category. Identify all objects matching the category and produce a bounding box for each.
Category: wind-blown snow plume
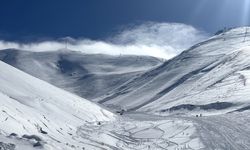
[0,23,209,59]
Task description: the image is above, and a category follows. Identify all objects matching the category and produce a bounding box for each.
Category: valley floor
[2,111,250,150]
[77,113,203,150]
[77,111,250,150]
[187,112,250,150]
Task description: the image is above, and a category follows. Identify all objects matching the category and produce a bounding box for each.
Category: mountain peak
[185,26,250,56]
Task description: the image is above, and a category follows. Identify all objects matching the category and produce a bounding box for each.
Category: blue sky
[0,0,249,59]
[0,0,249,41]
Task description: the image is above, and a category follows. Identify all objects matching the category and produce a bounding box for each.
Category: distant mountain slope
[0,60,115,149]
[0,50,162,99]
[99,27,250,114]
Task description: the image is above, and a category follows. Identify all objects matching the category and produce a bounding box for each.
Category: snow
[77,113,203,150]
[0,60,115,149]
[0,135,35,150]
[0,50,162,100]
[98,27,250,115]
[182,111,250,149]
[2,27,250,149]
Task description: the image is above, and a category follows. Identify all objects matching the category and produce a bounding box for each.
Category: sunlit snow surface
[0,60,115,149]
[2,27,250,149]
[0,59,201,150]
[99,27,250,115]
[77,113,203,150]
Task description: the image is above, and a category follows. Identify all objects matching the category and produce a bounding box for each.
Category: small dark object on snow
[40,128,48,134]
[97,122,101,125]
[9,133,18,137]
[116,109,125,115]
[33,142,42,147]
[68,133,72,136]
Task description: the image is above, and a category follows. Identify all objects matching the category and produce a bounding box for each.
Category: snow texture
[99,27,250,115]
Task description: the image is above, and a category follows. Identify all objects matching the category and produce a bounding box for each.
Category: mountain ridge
[0,49,163,100]
[98,27,250,114]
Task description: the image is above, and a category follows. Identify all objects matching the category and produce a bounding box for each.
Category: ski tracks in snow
[183,113,250,150]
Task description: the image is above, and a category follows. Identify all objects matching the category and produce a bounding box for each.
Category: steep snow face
[0,60,115,149]
[99,27,250,114]
[0,50,162,99]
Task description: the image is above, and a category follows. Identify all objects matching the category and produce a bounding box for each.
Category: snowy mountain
[0,60,115,149]
[2,27,250,150]
[99,27,250,114]
[0,60,205,150]
[0,50,162,99]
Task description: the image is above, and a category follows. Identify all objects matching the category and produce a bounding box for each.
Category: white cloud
[0,22,209,59]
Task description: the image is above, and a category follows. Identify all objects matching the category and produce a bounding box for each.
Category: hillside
[0,50,162,99]
[2,27,250,149]
[0,60,115,149]
[99,27,250,115]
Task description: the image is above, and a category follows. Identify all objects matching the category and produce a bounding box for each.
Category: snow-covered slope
[0,60,115,149]
[0,59,201,150]
[99,27,250,114]
[0,50,162,99]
